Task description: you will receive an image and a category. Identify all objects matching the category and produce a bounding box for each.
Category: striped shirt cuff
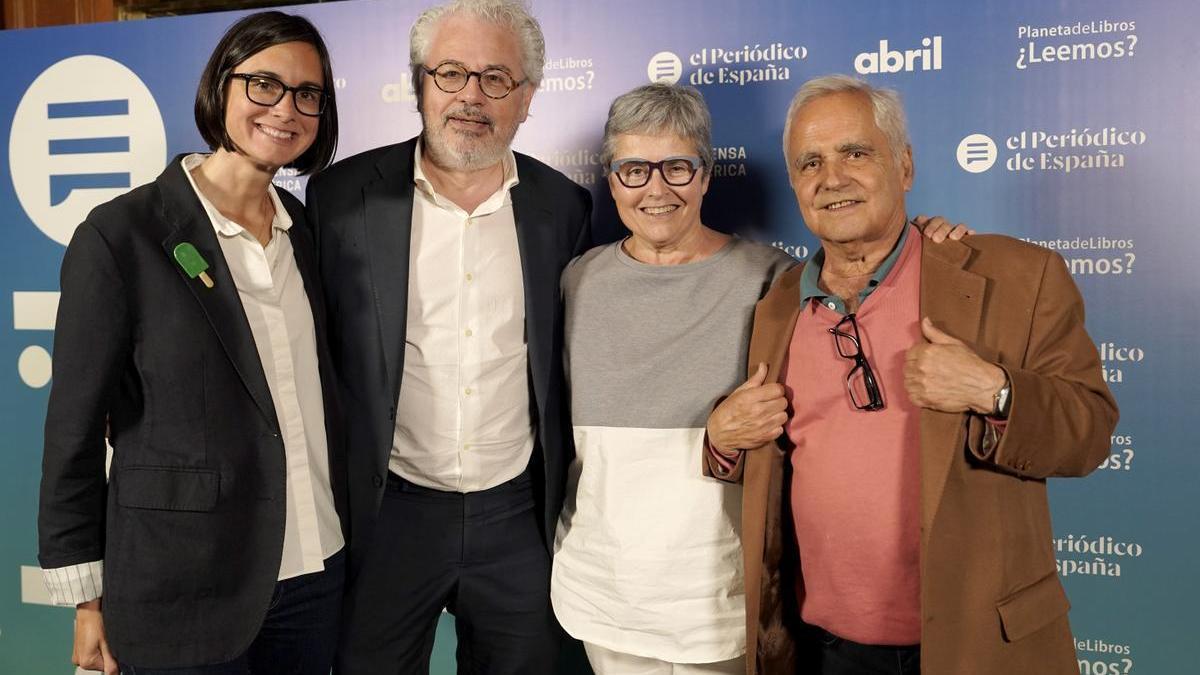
[42,560,104,606]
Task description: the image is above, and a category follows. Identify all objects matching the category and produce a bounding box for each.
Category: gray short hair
[409,0,545,108]
[600,83,713,176]
[782,74,910,168]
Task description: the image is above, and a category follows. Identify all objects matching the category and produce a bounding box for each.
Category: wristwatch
[992,375,1012,419]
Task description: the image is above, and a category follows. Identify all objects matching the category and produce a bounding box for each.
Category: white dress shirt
[42,154,343,605]
[389,141,533,493]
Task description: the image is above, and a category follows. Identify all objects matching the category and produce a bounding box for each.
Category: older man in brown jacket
[705,75,1117,675]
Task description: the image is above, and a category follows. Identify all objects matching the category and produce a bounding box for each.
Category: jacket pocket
[996,569,1070,642]
[116,466,219,512]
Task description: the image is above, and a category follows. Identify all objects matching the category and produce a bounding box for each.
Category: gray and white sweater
[551,237,795,662]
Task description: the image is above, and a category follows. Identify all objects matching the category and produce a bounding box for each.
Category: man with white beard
[305,1,591,671]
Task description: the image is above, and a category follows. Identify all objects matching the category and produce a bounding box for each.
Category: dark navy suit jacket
[38,156,348,668]
[304,137,591,569]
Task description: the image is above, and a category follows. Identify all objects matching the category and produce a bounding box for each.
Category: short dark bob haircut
[194,11,337,175]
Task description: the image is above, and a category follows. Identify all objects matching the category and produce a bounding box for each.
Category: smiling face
[785,91,913,249]
[419,13,533,172]
[223,41,323,170]
[609,132,710,251]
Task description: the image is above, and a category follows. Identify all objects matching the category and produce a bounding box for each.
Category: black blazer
[305,137,591,565]
[38,157,348,668]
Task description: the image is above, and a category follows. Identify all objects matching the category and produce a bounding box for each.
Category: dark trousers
[796,624,921,675]
[336,470,558,674]
[119,549,345,675]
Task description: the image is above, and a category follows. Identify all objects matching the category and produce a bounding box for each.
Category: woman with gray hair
[550,82,796,674]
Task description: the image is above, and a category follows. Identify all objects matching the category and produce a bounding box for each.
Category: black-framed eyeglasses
[609,156,703,188]
[423,62,527,99]
[828,313,885,411]
[228,73,328,116]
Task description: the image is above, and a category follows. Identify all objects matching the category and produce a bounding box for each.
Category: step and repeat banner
[1,0,1195,672]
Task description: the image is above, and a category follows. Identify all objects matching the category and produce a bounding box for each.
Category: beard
[421,103,520,172]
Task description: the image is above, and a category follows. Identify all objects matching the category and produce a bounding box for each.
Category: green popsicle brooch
[173,242,214,288]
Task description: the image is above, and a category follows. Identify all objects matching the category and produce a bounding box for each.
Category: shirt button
[372,473,383,488]
[827,301,836,310]
[464,387,473,395]
[464,329,473,337]
[463,444,471,451]
[465,272,473,281]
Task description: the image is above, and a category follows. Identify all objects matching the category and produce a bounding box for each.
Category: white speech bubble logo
[956,133,997,173]
[647,51,683,84]
[9,55,166,245]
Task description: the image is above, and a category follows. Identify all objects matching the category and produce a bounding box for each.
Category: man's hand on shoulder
[912,214,974,243]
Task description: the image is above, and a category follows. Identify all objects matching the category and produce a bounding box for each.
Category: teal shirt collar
[799,223,911,314]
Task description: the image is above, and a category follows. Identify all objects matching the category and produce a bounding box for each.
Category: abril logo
[956,134,997,173]
[647,51,683,84]
[9,55,166,245]
[854,36,942,74]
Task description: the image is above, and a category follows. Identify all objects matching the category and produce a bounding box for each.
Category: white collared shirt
[389,141,533,493]
[42,155,343,604]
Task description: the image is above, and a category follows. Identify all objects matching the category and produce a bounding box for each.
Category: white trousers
[584,642,746,675]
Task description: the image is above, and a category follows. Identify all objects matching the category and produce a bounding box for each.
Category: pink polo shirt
[783,228,923,646]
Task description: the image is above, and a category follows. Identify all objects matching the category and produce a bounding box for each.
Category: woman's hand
[73,598,118,675]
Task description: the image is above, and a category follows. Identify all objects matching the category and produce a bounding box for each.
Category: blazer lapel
[735,264,804,669]
[748,265,804,383]
[285,215,322,323]
[510,171,556,419]
[287,213,350,529]
[918,239,989,531]
[157,159,279,433]
[362,145,416,406]
[284,210,330,359]
[741,265,803,596]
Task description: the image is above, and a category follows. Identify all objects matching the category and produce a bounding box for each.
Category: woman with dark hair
[37,11,346,675]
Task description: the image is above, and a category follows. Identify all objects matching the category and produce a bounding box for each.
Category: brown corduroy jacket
[707,234,1118,675]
